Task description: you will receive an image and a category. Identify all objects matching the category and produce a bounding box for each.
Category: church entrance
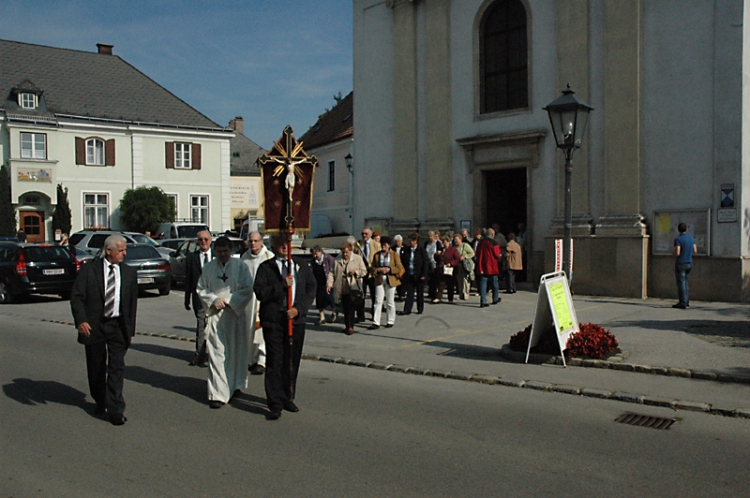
[484,168,526,237]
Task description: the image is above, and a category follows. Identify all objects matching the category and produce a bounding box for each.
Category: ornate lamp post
[544,84,593,282]
[345,153,354,234]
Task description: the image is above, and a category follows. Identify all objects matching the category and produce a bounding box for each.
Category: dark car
[168,237,247,285]
[122,243,171,296]
[0,242,79,303]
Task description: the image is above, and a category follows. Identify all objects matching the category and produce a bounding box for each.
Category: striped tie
[104,265,116,318]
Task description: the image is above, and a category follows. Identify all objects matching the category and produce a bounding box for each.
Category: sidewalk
[297,289,750,416]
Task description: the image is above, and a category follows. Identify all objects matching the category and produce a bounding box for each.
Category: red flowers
[565,323,618,359]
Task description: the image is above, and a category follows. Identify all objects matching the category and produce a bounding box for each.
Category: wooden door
[20,211,44,243]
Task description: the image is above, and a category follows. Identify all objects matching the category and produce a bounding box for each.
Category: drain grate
[615,412,676,430]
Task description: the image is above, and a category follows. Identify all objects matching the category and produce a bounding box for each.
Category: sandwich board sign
[525,271,579,367]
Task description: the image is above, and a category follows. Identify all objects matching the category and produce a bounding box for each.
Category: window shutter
[165,142,174,169]
[105,139,116,166]
[192,143,201,170]
[75,137,85,165]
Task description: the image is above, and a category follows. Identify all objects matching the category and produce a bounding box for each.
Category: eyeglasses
[361,233,367,236]
[198,238,210,241]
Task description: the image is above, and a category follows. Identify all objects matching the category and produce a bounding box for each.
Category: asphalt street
[2,309,750,497]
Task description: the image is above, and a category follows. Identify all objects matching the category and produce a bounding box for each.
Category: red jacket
[443,245,460,268]
[476,238,501,275]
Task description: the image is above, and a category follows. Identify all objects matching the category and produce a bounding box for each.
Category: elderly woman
[453,233,475,300]
[424,230,443,303]
[437,235,460,304]
[327,241,367,335]
[393,234,406,302]
[369,236,405,329]
[311,245,336,325]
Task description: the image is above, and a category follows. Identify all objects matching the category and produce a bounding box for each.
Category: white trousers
[373,281,396,326]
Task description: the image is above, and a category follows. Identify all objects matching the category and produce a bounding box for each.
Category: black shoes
[267,410,281,420]
[369,324,380,330]
[189,355,207,367]
[672,303,688,309]
[397,311,410,316]
[94,404,106,415]
[385,324,393,328]
[480,303,489,308]
[109,413,127,426]
[283,401,300,413]
[209,400,225,409]
[492,298,501,305]
[249,363,265,375]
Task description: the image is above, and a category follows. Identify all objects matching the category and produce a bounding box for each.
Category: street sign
[526,271,579,367]
[554,239,573,273]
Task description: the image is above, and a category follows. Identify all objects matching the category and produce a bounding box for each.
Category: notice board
[526,271,579,367]
[652,209,710,256]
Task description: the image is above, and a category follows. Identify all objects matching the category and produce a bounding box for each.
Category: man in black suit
[398,232,431,315]
[71,235,138,426]
[253,234,316,420]
[184,230,212,366]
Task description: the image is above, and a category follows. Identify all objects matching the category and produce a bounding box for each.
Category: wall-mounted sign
[721,183,734,208]
[17,169,51,183]
[652,209,711,256]
[717,208,737,223]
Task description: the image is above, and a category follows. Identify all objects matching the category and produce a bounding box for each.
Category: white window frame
[19,93,37,109]
[167,193,179,218]
[83,192,110,230]
[190,195,209,224]
[20,132,46,159]
[86,138,105,166]
[175,143,192,169]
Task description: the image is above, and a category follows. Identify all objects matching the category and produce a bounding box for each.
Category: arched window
[480,0,528,114]
[86,138,105,165]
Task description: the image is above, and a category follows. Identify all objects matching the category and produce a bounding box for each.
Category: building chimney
[229,116,244,135]
[97,43,114,55]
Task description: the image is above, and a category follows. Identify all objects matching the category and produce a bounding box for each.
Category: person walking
[358,227,381,322]
[370,236,405,328]
[424,231,443,303]
[254,234,316,420]
[437,235,460,304]
[504,233,522,294]
[673,223,698,309]
[70,235,138,426]
[241,231,274,375]
[184,230,212,366]
[453,233,474,300]
[476,228,501,308]
[327,241,367,335]
[398,232,430,315]
[311,245,336,324]
[393,234,406,302]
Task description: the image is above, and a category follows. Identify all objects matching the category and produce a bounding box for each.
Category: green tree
[52,183,72,235]
[0,164,15,236]
[118,186,175,235]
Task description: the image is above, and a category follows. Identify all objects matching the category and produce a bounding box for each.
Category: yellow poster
[548,281,574,332]
[657,214,671,234]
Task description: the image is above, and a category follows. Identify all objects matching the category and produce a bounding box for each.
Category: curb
[498,344,750,386]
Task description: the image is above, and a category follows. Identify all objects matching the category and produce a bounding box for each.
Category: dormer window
[19,93,37,109]
[86,138,105,165]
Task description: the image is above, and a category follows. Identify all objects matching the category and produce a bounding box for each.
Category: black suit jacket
[70,257,138,345]
[184,250,208,308]
[254,257,316,327]
[400,245,431,279]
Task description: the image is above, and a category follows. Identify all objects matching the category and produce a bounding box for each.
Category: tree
[52,183,72,235]
[0,164,14,236]
[118,186,175,235]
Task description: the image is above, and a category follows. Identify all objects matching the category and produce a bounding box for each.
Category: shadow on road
[229,391,269,416]
[126,365,205,404]
[131,343,193,362]
[3,378,88,411]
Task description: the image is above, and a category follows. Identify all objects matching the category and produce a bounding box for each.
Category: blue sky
[0,0,353,149]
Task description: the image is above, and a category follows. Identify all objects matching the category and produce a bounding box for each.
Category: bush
[508,323,560,355]
[565,323,618,359]
[118,186,175,235]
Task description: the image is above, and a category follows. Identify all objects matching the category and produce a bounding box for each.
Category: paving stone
[551,384,582,395]
[633,365,653,373]
[349,359,371,368]
[650,367,669,376]
[497,378,526,388]
[319,355,342,363]
[643,396,674,407]
[445,371,473,381]
[606,356,623,363]
[334,358,351,364]
[581,388,613,399]
[407,366,430,375]
[426,369,451,378]
[524,380,553,391]
[710,406,738,417]
[369,362,392,370]
[471,374,499,385]
[736,408,750,419]
[611,392,644,404]
[387,364,411,373]
[301,353,318,360]
[691,371,717,381]
[566,358,583,367]
[610,363,635,372]
[581,359,608,369]
[667,367,692,378]
[672,400,710,412]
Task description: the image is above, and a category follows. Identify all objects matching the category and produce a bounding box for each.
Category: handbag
[443,266,453,276]
[349,277,364,306]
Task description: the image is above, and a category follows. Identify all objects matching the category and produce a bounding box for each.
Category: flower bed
[508,322,619,360]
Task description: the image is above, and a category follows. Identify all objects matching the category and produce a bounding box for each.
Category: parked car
[159,238,189,253]
[169,237,247,285]
[122,243,171,296]
[154,222,209,240]
[73,246,94,266]
[0,242,79,303]
[69,230,172,259]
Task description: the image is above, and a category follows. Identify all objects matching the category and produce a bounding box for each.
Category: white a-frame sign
[525,271,580,367]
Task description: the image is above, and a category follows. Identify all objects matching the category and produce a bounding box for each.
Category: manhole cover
[615,412,676,430]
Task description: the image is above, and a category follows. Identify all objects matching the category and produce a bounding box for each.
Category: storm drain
[615,412,677,430]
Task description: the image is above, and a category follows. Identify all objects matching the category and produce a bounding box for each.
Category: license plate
[137,277,154,284]
[43,269,65,275]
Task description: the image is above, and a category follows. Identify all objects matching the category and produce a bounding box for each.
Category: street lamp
[345,153,353,172]
[544,84,593,282]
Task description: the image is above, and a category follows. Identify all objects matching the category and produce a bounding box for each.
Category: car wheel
[0,282,14,304]
[159,283,171,296]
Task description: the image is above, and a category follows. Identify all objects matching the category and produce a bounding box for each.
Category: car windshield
[69,233,85,246]
[24,246,73,261]
[124,245,161,261]
[177,225,209,238]
[130,234,159,247]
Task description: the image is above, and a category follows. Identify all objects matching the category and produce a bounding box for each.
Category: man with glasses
[241,231,274,375]
[358,226,381,323]
[185,230,212,366]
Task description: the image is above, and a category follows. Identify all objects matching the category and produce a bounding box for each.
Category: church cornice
[387,0,417,9]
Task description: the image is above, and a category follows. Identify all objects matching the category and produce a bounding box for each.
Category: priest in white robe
[197,237,253,408]
[241,231,275,375]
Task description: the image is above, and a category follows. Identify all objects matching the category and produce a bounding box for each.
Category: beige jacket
[327,252,368,302]
[505,240,523,271]
[370,249,405,287]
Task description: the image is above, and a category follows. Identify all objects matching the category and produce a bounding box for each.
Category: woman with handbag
[370,236,405,329]
[327,241,367,335]
[453,233,475,300]
[437,235,460,303]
